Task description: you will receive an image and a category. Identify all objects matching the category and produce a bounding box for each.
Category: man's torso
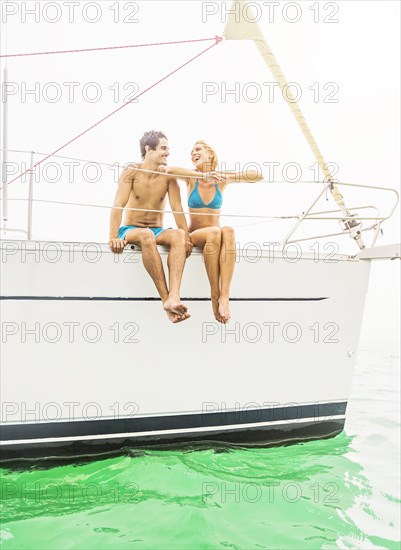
[124,163,169,228]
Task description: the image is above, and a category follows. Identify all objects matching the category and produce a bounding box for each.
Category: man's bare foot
[211,294,222,322]
[218,295,230,324]
[166,310,191,324]
[163,297,188,315]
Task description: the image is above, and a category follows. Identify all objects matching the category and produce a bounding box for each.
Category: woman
[160,140,262,323]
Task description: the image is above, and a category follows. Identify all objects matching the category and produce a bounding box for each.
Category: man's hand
[185,239,193,258]
[109,238,127,254]
[157,165,168,174]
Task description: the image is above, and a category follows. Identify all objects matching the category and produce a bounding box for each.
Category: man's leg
[219,226,236,323]
[190,226,222,321]
[124,228,185,323]
[156,229,189,318]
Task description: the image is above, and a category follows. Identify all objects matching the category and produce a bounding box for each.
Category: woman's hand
[209,171,227,184]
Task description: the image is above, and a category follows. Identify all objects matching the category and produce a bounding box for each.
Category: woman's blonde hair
[193,140,218,171]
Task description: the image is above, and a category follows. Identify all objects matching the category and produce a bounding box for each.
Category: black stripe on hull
[1,402,346,441]
[0,419,345,462]
[0,403,347,461]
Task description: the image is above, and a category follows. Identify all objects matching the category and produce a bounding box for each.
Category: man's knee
[170,228,186,245]
[139,229,157,247]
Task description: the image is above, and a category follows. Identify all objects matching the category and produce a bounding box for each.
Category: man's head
[140,130,169,165]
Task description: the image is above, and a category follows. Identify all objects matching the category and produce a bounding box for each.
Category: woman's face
[191,143,213,170]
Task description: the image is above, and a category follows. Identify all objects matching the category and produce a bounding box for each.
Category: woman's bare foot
[211,294,222,322]
[163,296,188,316]
[166,310,191,324]
[218,295,230,323]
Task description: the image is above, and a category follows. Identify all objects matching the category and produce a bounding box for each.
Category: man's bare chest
[130,179,168,205]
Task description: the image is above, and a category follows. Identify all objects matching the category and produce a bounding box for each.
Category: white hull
[0,241,371,460]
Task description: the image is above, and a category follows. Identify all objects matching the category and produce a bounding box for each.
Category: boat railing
[281,181,399,248]
[0,149,399,249]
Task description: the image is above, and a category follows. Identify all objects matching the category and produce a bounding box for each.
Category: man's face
[147,138,169,165]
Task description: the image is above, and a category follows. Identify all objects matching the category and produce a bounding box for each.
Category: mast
[1,22,8,228]
[223,1,365,249]
[2,66,8,226]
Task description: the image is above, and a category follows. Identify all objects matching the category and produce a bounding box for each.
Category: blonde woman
[159,141,262,323]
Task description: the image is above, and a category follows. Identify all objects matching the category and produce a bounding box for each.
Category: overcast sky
[1,0,399,341]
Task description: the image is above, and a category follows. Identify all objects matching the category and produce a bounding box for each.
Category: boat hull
[0,241,370,460]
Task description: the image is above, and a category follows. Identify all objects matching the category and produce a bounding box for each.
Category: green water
[1,342,400,549]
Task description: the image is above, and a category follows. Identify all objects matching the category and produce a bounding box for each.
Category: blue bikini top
[188,179,223,210]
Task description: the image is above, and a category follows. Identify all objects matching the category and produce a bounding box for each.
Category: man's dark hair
[139,130,167,159]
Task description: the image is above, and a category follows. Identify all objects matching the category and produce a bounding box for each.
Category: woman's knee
[221,226,235,241]
[206,226,222,243]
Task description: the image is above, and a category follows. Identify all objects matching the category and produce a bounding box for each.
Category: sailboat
[0,2,399,461]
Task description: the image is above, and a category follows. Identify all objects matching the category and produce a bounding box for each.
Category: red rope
[1,37,223,189]
[0,37,221,58]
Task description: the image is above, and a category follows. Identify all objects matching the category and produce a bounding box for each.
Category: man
[109,130,193,323]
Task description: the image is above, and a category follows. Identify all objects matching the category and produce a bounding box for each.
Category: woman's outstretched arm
[157,165,208,181]
[157,165,261,184]
[220,169,263,184]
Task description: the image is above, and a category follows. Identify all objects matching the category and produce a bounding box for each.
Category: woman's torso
[187,177,225,232]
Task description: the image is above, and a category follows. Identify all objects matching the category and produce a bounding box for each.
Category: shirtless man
[109,130,193,323]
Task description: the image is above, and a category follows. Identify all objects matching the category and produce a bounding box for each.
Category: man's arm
[109,166,136,253]
[168,178,193,257]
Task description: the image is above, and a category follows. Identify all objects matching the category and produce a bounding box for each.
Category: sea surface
[0,340,400,549]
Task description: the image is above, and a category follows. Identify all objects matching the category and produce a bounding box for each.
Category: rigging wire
[0,37,222,58]
[0,37,222,191]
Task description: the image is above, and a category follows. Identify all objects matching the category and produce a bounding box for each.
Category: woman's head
[191,141,218,171]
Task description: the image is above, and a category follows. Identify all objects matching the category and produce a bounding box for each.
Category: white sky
[0,0,400,340]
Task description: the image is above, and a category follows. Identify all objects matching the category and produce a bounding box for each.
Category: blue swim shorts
[118,225,167,240]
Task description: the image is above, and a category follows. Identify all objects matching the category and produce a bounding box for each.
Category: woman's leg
[219,226,236,323]
[190,226,222,321]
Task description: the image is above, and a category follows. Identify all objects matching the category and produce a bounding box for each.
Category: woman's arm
[158,165,260,184]
[158,165,208,181]
[220,169,263,184]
